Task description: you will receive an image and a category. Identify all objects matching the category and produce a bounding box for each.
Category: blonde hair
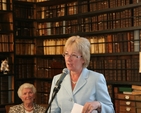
[64,36,90,67]
[17,83,36,98]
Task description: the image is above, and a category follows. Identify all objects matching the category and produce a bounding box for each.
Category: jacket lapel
[73,68,89,95]
[63,74,73,96]
[63,68,89,96]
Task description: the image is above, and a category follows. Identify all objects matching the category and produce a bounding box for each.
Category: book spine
[132,85,141,90]
[134,30,139,52]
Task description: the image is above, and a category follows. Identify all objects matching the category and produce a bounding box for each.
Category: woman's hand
[82,101,101,113]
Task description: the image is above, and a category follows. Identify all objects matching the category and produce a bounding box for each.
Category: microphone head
[62,68,68,74]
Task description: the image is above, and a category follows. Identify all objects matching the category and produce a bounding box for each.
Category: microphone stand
[45,85,60,113]
[45,68,68,113]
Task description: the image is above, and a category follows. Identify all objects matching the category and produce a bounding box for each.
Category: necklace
[71,80,77,84]
[24,106,33,111]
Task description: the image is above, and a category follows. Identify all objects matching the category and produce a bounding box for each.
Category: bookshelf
[35,0,141,113]
[0,0,14,108]
[4,0,141,113]
[13,0,37,103]
[13,0,65,104]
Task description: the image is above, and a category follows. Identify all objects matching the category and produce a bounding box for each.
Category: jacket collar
[63,68,89,95]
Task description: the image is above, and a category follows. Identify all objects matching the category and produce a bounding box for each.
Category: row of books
[36,0,138,19]
[14,0,139,5]
[35,58,64,78]
[38,5,65,19]
[0,13,13,31]
[35,81,51,93]
[37,0,49,2]
[14,4,34,19]
[15,58,35,79]
[35,31,140,55]
[16,30,141,55]
[90,0,128,11]
[38,8,133,23]
[89,55,140,82]
[15,39,35,55]
[0,91,14,104]
[38,20,79,36]
[88,32,134,53]
[37,7,140,35]
[37,2,78,19]
[16,57,64,79]
[0,34,14,52]
[118,85,141,95]
[0,0,8,11]
[15,54,140,82]
[92,0,135,9]
[40,36,120,55]
[15,0,49,2]
[13,0,141,19]
[15,21,34,37]
[36,92,49,104]
[42,38,67,55]
[14,4,141,36]
[132,85,141,95]
[134,7,141,27]
[0,76,14,104]
[35,67,55,79]
[0,22,13,31]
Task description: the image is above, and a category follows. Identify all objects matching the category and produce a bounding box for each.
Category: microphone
[46,68,68,112]
[53,68,68,92]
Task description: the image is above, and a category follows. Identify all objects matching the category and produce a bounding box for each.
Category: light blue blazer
[48,68,115,113]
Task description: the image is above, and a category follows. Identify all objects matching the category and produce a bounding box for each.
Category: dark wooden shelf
[36,0,77,6]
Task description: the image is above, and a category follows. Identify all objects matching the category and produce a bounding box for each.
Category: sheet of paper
[71,103,83,113]
[71,103,97,113]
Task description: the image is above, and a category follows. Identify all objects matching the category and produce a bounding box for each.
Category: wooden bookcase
[13,0,65,104]
[35,0,141,113]
[13,0,36,103]
[0,0,14,110]
[3,0,141,113]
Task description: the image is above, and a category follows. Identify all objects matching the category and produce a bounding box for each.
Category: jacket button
[69,98,73,101]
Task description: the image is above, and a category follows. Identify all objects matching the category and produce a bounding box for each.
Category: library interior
[0,0,141,113]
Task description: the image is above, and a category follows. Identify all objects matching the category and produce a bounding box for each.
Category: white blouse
[25,110,33,113]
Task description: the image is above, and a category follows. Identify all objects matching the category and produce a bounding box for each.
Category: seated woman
[9,83,46,113]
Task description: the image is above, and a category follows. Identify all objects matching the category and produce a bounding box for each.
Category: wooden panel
[119,106,136,113]
[119,100,135,106]
[117,94,135,100]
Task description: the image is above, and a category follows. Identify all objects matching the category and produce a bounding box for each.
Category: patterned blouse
[9,103,46,113]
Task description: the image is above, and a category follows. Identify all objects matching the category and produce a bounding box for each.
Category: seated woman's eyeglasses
[62,53,82,59]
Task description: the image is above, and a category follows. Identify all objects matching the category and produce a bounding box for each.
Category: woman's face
[21,88,35,104]
[64,47,84,72]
